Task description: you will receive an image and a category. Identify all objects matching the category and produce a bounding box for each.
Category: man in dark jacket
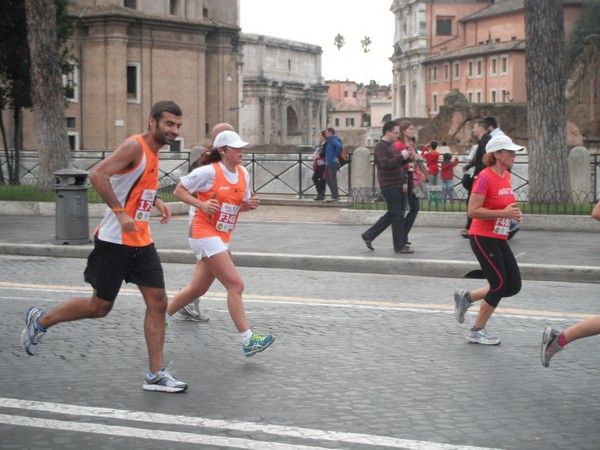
[462,119,492,235]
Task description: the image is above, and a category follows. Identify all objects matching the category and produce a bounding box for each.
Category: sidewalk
[0,204,599,283]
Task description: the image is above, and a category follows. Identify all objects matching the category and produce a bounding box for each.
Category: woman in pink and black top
[453,135,524,345]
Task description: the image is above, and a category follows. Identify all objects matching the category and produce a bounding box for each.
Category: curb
[2,200,598,231]
[1,243,598,284]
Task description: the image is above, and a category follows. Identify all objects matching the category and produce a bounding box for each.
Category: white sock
[240,329,253,345]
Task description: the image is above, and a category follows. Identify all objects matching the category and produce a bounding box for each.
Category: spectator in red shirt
[440,152,459,203]
[422,141,440,186]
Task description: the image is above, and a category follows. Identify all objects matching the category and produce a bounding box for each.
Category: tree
[361,36,372,54]
[524,0,570,203]
[334,34,345,51]
[25,0,71,191]
[0,0,32,184]
[567,0,600,65]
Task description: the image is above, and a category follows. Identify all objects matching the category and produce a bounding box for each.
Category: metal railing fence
[1,151,598,214]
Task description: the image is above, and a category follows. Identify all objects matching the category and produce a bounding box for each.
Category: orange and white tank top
[188,162,247,243]
[95,134,159,246]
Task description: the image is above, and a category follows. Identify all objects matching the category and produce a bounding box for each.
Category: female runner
[453,135,524,345]
[166,130,275,357]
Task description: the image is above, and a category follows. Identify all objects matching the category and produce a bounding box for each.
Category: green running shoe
[243,332,275,357]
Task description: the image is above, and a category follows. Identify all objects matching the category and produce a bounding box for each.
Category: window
[335,118,340,127]
[476,58,483,78]
[63,63,78,102]
[443,63,450,82]
[467,60,474,79]
[467,91,473,103]
[288,59,292,71]
[346,117,355,127]
[127,63,140,103]
[436,18,452,36]
[432,93,438,112]
[68,132,79,151]
[66,117,76,129]
[124,0,136,9]
[500,55,509,75]
[169,138,184,152]
[353,91,357,98]
[490,89,497,103]
[453,61,460,80]
[169,0,180,15]
[501,89,510,102]
[344,90,349,98]
[490,57,498,77]
[430,65,438,83]
[476,90,482,103]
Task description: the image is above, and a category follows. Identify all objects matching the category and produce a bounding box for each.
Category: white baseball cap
[213,130,249,149]
[486,135,524,153]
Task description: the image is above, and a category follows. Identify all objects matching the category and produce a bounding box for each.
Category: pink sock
[557,332,568,348]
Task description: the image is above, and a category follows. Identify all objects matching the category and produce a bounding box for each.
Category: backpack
[338,143,348,167]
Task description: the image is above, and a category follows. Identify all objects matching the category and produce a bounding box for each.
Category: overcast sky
[239,0,395,85]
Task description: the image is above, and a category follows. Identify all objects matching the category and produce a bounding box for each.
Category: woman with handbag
[394,121,423,253]
[311,130,327,200]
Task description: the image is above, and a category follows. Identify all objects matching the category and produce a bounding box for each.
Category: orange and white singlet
[95,135,159,246]
[182,162,249,243]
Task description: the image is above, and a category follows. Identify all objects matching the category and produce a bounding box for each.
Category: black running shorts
[84,238,165,302]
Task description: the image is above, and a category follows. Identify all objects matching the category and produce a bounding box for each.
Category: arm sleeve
[180,165,216,194]
[241,166,252,201]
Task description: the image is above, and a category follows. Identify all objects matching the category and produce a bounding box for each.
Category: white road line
[0,414,327,450]
[0,398,501,450]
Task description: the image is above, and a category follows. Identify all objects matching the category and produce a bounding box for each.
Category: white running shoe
[454,288,472,324]
[21,307,47,355]
[177,297,209,322]
[466,328,501,345]
[143,362,188,393]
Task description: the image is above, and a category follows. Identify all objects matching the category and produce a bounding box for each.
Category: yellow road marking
[1,281,597,320]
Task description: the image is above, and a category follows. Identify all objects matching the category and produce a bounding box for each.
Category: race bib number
[135,189,156,222]
[492,217,510,236]
[215,202,240,233]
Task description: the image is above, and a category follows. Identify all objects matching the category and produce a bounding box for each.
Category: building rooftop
[424,39,525,63]
[460,0,583,22]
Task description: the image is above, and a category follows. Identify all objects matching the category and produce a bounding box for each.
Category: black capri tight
[469,235,521,308]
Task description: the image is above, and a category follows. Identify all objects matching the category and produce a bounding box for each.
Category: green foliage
[0,185,177,204]
[566,0,600,65]
[0,0,32,111]
[351,199,594,215]
[0,0,76,112]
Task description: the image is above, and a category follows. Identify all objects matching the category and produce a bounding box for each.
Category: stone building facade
[239,34,328,148]
[17,0,242,152]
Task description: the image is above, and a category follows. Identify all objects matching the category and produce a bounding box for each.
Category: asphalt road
[1,254,599,449]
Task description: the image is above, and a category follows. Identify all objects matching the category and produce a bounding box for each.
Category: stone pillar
[351,147,372,190]
[568,146,591,203]
[262,96,271,144]
[280,98,287,145]
[306,99,313,143]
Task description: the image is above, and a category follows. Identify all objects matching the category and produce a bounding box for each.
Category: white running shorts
[188,237,229,260]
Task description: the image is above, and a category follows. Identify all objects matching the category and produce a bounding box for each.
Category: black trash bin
[54,167,91,245]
